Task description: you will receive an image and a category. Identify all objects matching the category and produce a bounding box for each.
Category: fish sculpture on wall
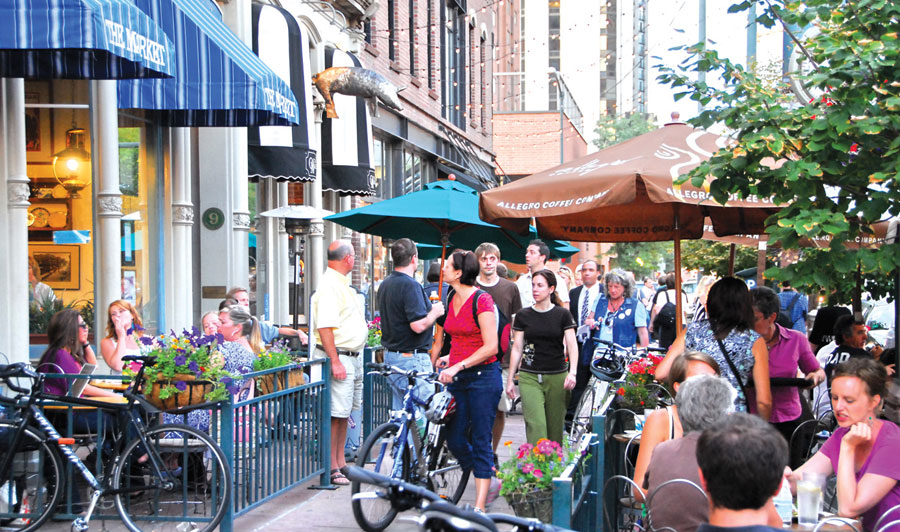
[312,66,405,119]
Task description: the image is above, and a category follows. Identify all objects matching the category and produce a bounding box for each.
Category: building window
[409,0,417,75]
[364,19,372,44]
[469,24,475,123]
[427,0,434,88]
[388,0,396,61]
[548,0,560,110]
[481,33,487,129]
[441,1,465,129]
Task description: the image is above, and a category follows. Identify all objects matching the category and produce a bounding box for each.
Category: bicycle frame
[385,374,432,481]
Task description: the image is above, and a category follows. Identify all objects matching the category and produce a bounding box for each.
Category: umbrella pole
[674,210,683,332]
[728,244,736,276]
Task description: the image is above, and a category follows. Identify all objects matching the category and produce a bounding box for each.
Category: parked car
[864,300,895,348]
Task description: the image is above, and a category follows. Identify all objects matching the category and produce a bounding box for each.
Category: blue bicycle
[351,363,469,532]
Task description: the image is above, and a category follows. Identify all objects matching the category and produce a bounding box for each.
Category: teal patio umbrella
[326,180,577,282]
[416,238,578,263]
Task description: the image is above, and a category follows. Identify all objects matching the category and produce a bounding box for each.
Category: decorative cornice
[7,183,30,207]
[173,204,194,225]
[233,212,251,230]
[97,194,123,217]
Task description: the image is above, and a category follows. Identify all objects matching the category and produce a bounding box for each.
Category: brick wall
[363,0,494,153]
[493,111,587,177]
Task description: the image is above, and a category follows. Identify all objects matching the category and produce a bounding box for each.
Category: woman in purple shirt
[789,358,900,530]
[750,288,825,448]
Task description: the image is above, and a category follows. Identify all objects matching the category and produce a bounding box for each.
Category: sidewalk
[234,411,526,531]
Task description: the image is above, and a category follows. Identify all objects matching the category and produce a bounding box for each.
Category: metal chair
[645,383,674,407]
[812,517,860,532]
[602,475,645,532]
[645,478,707,532]
[873,504,900,532]
[789,418,833,467]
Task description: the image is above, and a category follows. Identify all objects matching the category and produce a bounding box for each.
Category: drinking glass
[797,472,826,526]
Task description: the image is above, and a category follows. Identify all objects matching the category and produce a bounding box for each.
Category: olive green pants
[518,371,570,445]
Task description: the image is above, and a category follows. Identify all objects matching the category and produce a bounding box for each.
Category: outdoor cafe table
[92,380,130,391]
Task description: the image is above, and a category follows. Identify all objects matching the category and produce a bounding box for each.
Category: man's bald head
[328,239,355,274]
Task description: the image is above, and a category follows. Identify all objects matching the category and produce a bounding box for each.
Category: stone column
[6,79,30,363]
[307,101,325,301]
[171,127,194,330]
[91,80,122,356]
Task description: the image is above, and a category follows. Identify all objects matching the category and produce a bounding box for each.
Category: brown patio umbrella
[702,218,890,250]
[479,123,782,329]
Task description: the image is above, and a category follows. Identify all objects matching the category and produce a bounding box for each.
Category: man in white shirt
[566,260,601,423]
[515,240,570,309]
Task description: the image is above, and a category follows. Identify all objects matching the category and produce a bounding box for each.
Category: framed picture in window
[28,244,80,290]
[121,220,136,267]
[24,82,53,164]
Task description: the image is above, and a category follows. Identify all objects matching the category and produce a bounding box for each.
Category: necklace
[608,299,624,313]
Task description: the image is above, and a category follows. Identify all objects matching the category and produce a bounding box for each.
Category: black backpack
[437,289,510,362]
[653,291,677,330]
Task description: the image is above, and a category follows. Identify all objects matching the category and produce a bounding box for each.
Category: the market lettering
[495,190,608,211]
[263,88,298,119]
[104,19,167,68]
[560,225,674,235]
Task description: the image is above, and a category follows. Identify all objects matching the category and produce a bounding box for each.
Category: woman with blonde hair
[100,299,145,373]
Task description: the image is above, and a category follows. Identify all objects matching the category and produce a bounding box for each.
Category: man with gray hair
[587,268,649,349]
[642,375,736,532]
[311,239,368,486]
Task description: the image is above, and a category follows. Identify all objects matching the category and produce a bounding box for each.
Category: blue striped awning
[118,0,300,127]
[0,0,176,79]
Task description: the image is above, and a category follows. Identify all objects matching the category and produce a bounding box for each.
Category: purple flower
[221,376,240,395]
[174,355,187,366]
[139,336,155,346]
[174,380,187,391]
[188,361,200,374]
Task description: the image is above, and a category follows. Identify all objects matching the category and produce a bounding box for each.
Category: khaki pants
[518,371,570,445]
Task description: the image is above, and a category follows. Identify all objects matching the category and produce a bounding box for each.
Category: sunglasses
[604,313,616,327]
[78,322,89,329]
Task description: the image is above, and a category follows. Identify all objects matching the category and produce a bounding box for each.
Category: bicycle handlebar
[0,363,39,394]
[344,465,442,503]
[365,362,441,383]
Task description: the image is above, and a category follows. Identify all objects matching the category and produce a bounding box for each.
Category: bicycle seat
[419,501,498,532]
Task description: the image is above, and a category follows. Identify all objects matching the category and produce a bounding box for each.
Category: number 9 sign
[202,208,225,230]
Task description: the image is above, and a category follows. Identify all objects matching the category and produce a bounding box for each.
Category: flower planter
[505,488,553,522]
[145,374,214,411]
[257,367,306,395]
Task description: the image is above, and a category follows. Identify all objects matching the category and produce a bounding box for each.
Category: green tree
[657,0,900,307]
[593,112,657,150]
[680,241,759,278]
[608,242,673,279]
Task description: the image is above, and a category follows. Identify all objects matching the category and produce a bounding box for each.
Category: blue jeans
[384,350,435,412]
[446,362,502,479]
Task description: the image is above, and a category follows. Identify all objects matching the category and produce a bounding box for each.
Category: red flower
[617,387,625,396]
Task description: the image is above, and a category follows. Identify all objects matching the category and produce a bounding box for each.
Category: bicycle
[351,363,469,532]
[0,355,232,532]
[568,340,669,446]
[346,465,572,532]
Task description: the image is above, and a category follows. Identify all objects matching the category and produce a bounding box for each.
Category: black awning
[321,47,376,196]
[247,3,316,181]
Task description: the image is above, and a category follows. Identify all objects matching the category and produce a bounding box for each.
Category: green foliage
[608,242,673,278]
[593,112,657,150]
[681,240,760,277]
[657,0,900,303]
[253,339,295,371]
[29,297,92,335]
[134,331,237,403]
[497,439,578,497]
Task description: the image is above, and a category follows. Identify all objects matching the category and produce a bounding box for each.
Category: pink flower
[533,469,543,479]
[522,464,534,474]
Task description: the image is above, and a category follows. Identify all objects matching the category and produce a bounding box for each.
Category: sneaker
[485,477,501,507]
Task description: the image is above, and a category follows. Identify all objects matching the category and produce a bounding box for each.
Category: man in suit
[566,260,601,423]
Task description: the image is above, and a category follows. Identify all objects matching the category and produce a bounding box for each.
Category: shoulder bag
[715,335,750,405]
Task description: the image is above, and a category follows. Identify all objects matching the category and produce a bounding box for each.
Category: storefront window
[118,121,162,334]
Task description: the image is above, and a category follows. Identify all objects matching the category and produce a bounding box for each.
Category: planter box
[257,367,306,395]
[145,375,214,411]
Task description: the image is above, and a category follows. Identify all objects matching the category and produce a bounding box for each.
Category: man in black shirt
[822,314,871,385]
[378,238,445,410]
[808,299,851,354]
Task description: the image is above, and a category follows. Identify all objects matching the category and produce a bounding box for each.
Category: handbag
[715,335,750,406]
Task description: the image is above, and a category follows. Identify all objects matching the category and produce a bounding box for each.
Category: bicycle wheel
[351,422,408,532]
[0,422,64,532]
[112,424,231,532]
[426,430,469,503]
[568,380,597,446]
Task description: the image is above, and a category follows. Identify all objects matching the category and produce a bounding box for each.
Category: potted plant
[616,354,664,412]
[254,339,306,395]
[496,439,577,522]
[131,328,237,410]
[367,317,383,363]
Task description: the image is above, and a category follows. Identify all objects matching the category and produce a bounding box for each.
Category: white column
[307,104,325,294]
[0,81,9,363]
[91,80,122,361]
[274,181,290,323]
[171,127,194,330]
[6,79,30,364]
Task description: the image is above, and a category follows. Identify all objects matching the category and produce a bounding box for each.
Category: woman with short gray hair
[587,268,649,348]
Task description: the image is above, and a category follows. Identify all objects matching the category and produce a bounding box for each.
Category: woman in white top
[100,300,145,373]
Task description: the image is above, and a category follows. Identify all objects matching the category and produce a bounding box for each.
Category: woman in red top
[431,250,501,512]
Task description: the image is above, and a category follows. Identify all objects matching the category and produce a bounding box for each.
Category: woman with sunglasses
[506,269,579,445]
[587,269,650,349]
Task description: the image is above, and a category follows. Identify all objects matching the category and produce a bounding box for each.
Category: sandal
[330,469,350,486]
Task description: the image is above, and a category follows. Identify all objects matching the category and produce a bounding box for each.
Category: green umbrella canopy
[326,180,577,261]
[416,239,578,263]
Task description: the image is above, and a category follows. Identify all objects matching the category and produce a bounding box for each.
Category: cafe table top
[92,380,130,391]
[784,518,860,531]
